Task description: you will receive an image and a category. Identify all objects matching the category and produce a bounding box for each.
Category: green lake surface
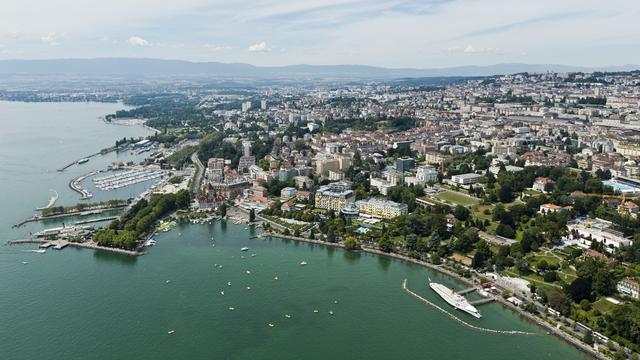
[0,101,589,360]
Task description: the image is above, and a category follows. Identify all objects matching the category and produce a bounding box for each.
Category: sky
[0,0,639,68]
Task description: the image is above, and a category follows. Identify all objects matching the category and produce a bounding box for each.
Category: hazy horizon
[1,0,639,68]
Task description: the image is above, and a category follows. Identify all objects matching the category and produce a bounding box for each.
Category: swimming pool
[603,180,639,193]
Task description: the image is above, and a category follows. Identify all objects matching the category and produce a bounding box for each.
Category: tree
[547,290,570,314]
[175,189,191,209]
[537,260,549,272]
[379,237,394,253]
[453,205,470,221]
[249,209,256,223]
[543,271,557,283]
[219,203,227,217]
[343,237,361,251]
[566,277,593,302]
[496,223,515,238]
[406,233,418,250]
[327,229,336,243]
[498,183,514,203]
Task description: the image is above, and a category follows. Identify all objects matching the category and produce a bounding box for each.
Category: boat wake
[402,279,536,336]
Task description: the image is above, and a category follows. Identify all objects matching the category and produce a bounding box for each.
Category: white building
[356,198,408,219]
[617,278,640,299]
[280,187,297,198]
[416,165,438,183]
[451,173,482,185]
[566,218,632,253]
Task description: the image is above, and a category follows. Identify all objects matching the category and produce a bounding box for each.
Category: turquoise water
[0,102,588,359]
[603,180,638,192]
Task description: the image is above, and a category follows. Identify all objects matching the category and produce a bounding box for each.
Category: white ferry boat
[429,281,481,318]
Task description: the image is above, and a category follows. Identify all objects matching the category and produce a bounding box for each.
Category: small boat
[300,261,307,266]
[246,286,251,290]
[212,244,215,247]
[313,309,319,313]
[251,254,256,257]
[246,270,251,274]
[334,300,339,304]
[273,276,279,281]
[227,282,232,286]
[268,323,275,328]
[165,280,171,284]
[285,314,292,319]
[167,330,175,335]
[241,247,250,251]
[241,256,245,259]
[328,310,334,316]
[21,261,28,265]
[77,158,90,165]
[144,239,156,247]
[220,291,225,295]
[228,307,235,311]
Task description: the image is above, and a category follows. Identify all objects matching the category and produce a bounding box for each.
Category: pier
[13,205,126,228]
[456,287,476,295]
[35,190,59,211]
[469,298,495,306]
[402,279,536,336]
[69,171,97,200]
[7,239,144,256]
[56,146,118,172]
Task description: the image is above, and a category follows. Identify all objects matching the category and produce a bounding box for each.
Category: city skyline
[0,0,639,68]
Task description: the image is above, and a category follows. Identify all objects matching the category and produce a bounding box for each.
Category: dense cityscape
[6,69,639,358]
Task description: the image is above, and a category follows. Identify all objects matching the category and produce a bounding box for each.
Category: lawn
[434,190,480,206]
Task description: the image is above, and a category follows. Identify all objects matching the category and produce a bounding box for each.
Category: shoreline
[262,231,606,360]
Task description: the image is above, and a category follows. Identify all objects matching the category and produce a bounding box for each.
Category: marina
[92,168,166,191]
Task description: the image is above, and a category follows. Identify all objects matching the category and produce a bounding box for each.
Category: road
[191,151,205,194]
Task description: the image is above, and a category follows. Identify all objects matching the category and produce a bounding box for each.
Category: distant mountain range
[0,58,637,79]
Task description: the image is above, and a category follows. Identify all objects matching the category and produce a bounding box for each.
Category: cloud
[247,41,271,52]
[203,44,231,51]
[41,32,60,46]
[459,11,592,38]
[126,36,150,47]
[445,45,497,54]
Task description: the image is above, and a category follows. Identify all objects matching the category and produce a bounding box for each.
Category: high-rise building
[260,100,267,110]
[238,141,256,172]
[207,158,225,183]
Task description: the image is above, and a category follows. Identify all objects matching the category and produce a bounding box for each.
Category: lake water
[0,101,588,359]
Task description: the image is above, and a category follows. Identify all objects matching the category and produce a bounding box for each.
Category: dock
[69,171,97,200]
[402,279,535,336]
[7,239,144,256]
[456,287,477,295]
[469,298,495,306]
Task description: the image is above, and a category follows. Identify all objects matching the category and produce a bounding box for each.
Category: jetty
[7,239,143,256]
[69,171,97,200]
[56,146,118,172]
[456,287,477,295]
[13,205,126,228]
[35,190,59,211]
[402,279,535,336]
